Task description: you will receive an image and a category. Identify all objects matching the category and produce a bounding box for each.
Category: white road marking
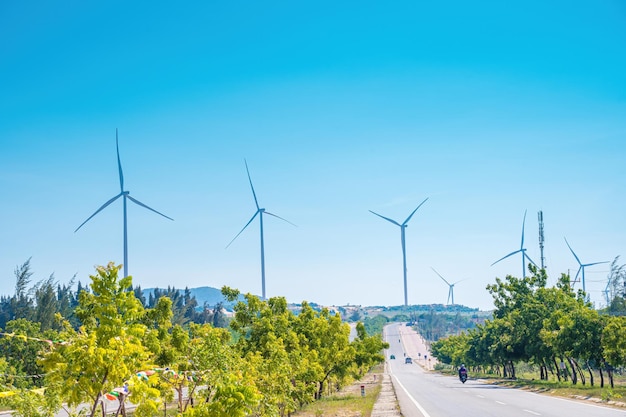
[475,394,485,398]
[523,410,541,415]
[391,374,432,417]
[495,401,506,405]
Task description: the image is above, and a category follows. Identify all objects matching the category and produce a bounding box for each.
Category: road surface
[384,323,626,417]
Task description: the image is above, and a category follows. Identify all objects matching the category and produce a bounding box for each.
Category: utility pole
[538,210,545,270]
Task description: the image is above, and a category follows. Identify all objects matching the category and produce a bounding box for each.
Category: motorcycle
[459,369,468,383]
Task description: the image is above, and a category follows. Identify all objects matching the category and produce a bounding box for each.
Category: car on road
[405,357,412,364]
[390,354,396,359]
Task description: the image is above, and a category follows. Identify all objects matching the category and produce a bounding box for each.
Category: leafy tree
[299,304,355,400]
[601,315,626,387]
[56,279,79,329]
[606,256,626,313]
[431,331,470,367]
[223,288,384,414]
[40,263,159,417]
[351,322,387,376]
[0,388,61,417]
[212,301,227,328]
[32,275,58,331]
[225,290,301,415]
[362,314,388,336]
[133,284,146,306]
[11,258,34,321]
[156,322,260,416]
[0,319,53,388]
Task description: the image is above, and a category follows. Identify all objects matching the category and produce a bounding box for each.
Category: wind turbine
[226,159,296,300]
[431,267,466,305]
[603,280,611,307]
[564,237,609,294]
[491,210,537,278]
[369,197,429,306]
[75,129,174,278]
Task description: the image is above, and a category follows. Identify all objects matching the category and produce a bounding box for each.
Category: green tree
[362,315,389,336]
[0,319,52,388]
[158,322,259,416]
[32,275,58,331]
[601,315,626,388]
[225,290,302,415]
[11,258,34,321]
[40,263,159,417]
[351,322,388,377]
[606,257,626,313]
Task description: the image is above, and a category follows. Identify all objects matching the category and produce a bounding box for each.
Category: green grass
[293,365,384,417]
[296,384,382,417]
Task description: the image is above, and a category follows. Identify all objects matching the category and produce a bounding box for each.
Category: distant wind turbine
[226,159,296,300]
[369,197,429,306]
[491,210,537,279]
[564,237,609,294]
[603,280,611,307]
[75,129,174,278]
[431,267,466,305]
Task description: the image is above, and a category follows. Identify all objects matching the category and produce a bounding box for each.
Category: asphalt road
[384,323,626,417]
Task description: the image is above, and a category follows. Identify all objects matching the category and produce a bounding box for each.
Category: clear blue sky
[1,1,625,311]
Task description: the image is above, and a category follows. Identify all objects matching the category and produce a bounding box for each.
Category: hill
[142,286,242,308]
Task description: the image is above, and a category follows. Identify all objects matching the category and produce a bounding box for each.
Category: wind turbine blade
[447,288,452,305]
[226,211,259,248]
[564,237,582,265]
[431,267,450,286]
[74,193,124,232]
[574,266,582,284]
[491,250,521,266]
[264,211,297,227]
[116,128,124,192]
[523,251,538,267]
[369,210,401,226]
[126,195,174,221]
[244,159,260,210]
[520,210,527,249]
[403,197,429,225]
[584,261,610,267]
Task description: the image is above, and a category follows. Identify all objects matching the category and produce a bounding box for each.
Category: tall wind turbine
[226,159,296,300]
[75,129,174,278]
[564,237,609,294]
[431,267,465,305]
[491,210,537,278]
[369,197,429,306]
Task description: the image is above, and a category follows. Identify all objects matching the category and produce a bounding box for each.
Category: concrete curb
[371,365,402,417]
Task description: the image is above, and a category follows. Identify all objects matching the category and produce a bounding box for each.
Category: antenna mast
[538,210,545,269]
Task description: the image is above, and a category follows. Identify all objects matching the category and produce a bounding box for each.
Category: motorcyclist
[458,364,467,379]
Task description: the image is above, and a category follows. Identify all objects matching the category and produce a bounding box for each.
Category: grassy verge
[120,365,386,416]
[292,365,384,417]
[487,377,626,405]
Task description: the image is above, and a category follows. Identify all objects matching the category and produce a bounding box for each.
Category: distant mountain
[142,286,245,309]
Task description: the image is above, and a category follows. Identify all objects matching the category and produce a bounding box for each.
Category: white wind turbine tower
[564,237,609,294]
[75,129,174,278]
[370,197,429,306]
[431,267,466,305]
[492,210,537,279]
[226,159,296,300]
